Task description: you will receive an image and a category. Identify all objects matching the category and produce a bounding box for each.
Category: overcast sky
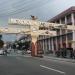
[1,0,75,41]
[0,0,75,26]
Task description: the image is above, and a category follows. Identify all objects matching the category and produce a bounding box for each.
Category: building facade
[39,6,75,54]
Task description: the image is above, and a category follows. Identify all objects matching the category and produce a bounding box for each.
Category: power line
[0,0,39,14]
[0,0,17,7]
[0,0,49,17]
[0,0,30,11]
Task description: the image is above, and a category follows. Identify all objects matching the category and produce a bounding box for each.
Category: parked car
[17,50,22,54]
[7,48,11,53]
[0,50,4,55]
[27,50,31,54]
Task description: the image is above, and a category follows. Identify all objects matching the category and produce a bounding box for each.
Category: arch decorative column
[8,18,57,57]
[31,35,38,56]
[31,34,42,57]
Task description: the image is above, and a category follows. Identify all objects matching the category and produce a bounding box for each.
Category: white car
[27,50,31,54]
[0,50,4,55]
[7,48,11,53]
[17,50,22,54]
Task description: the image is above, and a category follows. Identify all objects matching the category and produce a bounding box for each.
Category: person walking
[73,50,75,59]
[4,49,7,56]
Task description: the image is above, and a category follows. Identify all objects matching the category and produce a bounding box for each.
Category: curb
[44,56,75,63]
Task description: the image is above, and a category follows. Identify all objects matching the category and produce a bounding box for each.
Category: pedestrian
[70,48,73,58]
[73,50,75,59]
[4,49,7,56]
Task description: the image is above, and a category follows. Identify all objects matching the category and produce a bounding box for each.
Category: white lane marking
[40,65,65,74]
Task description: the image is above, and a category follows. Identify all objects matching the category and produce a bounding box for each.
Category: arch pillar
[31,35,43,57]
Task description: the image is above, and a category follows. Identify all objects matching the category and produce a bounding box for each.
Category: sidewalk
[7,50,31,57]
[43,54,75,63]
[7,50,75,63]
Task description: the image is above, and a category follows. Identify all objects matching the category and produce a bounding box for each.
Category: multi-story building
[40,6,75,54]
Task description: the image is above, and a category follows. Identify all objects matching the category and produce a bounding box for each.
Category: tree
[0,35,2,39]
[0,40,4,48]
[0,35,4,48]
[24,41,30,50]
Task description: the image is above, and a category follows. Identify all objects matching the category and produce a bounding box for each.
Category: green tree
[0,35,4,48]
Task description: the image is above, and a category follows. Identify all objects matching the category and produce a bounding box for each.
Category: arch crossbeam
[8,18,75,57]
[8,18,75,30]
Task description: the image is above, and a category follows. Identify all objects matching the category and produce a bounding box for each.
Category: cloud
[1,0,75,41]
[0,0,75,24]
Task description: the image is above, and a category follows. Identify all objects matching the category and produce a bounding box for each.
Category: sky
[0,0,75,41]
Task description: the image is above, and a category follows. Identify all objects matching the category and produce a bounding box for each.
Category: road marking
[40,65,65,74]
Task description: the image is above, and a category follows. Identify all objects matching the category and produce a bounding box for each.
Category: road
[0,55,75,75]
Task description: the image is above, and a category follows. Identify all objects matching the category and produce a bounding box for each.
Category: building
[8,9,75,55]
[39,6,75,54]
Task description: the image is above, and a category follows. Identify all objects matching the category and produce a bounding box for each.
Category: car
[7,48,11,53]
[0,50,4,55]
[17,50,22,54]
[27,50,31,54]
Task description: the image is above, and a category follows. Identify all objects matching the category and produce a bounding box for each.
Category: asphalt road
[0,56,75,75]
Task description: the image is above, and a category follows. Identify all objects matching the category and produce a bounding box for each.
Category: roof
[48,6,75,22]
